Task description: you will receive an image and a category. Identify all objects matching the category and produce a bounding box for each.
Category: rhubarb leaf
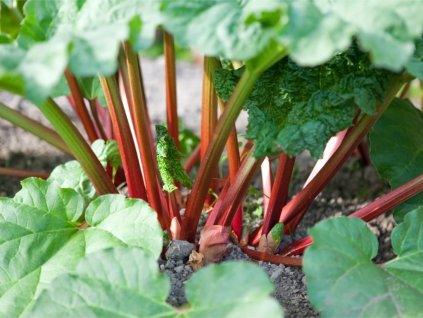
[281,0,423,70]
[370,98,423,222]
[304,209,423,317]
[14,178,85,223]
[49,140,121,202]
[185,261,283,317]
[0,0,162,103]
[29,248,283,317]
[215,48,393,158]
[0,184,162,317]
[156,125,192,192]
[28,248,174,317]
[160,0,287,61]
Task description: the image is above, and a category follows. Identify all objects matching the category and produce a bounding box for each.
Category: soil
[0,57,395,317]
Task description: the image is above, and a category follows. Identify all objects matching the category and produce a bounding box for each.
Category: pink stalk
[304,129,349,187]
[261,157,273,213]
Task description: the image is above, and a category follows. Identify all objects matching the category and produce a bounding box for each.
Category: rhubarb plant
[0,0,423,317]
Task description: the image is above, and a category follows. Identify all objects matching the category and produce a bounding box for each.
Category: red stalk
[219,151,263,227]
[88,99,108,140]
[261,154,295,235]
[284,129,349,232]
[279,76,405,231]
[200,57,220,159]
[282,172,423,256]
[241,247,302,267]
[183,48,287,241]
[95,100,114,139]
[219,99,243,237]
[99,75,148,201]
[184,144,201,173]
[121,42,170,229]
[65,69,99,142]
[0,167,49,179]
[163,31,180,149]
[206,146,261,228]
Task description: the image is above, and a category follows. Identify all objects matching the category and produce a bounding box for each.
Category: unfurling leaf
[156,125,192,192]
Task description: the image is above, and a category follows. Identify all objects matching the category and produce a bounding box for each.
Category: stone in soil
[165,240,195,261]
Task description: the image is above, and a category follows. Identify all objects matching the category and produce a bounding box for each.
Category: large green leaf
[161,0,287,61]
[28,247,283,317]
[304,209,423,317]
[184,261,282,317]
[370,98,423,222]
[161,0,423,70]
[0,0,162,103]
[216,47,394,158]
[0,180,162,318]
[14,178,85,223]
[282,0,423,70]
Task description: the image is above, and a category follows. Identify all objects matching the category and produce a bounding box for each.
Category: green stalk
[0,102,71,155]
[183,47,287,241]
[39,99,117,195]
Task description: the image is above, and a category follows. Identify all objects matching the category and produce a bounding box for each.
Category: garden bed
[0,59,394,316]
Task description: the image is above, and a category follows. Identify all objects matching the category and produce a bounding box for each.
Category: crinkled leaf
[14,178,85,222]
[156,125,192,192]
[49,139,121,202]
[304,209,423,317]
[216,48,393,158]
[161,0,288,61]
[281,0,423,70]
[369,98,423,222]
[0,185,162,317]
[29,248,283,317]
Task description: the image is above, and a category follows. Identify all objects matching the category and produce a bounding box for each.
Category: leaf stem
[163,31,180,148]
[65,69,99,142]
[0,167,49,179]
[100,75,148,201]
[39,99,117,195]
[261,154,295,235]
[183,46,287,241]
[121,42,169,228]
[0,102,71,155]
